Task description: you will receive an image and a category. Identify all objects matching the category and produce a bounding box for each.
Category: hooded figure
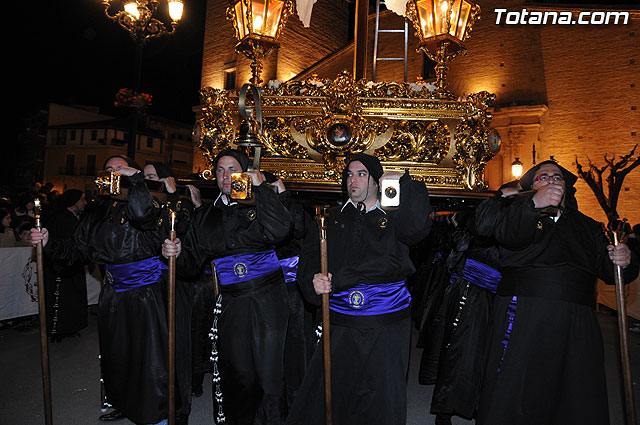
[518,159,578,210]
[146,161,175,179]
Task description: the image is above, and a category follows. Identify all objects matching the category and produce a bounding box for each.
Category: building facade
[199,0,639,226]
[43,103,195,193]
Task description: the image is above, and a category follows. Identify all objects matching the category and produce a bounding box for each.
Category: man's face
[143,165,159,181]
[216,156,243,195]
[105,157,129,173]
[532,163,566,203]
[75,194,87,213]
[346,161,377,204]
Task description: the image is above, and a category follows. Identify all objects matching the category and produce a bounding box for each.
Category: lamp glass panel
[264,1,284,38]
[455,1,471,39]
[124,1,140,19]
[168,0,184,21]
[235,1,247,38]
[448,0,461,38]
[251,0,266,34]
[416,0,434,38]
[512,163,523,178]
[434,0,449,36]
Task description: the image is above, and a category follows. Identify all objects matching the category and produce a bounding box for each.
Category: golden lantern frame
[406,0,481,99]
[226,0,294,85]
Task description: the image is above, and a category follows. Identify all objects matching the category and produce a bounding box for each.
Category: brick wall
[199,0,640,226]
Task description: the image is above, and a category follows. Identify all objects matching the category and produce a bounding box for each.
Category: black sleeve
[593,223,640,285]
[125,172,161,230]
[393,176,432,246]
[473,194,540,250]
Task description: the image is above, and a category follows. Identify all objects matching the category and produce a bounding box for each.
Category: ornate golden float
[191,0,499,200]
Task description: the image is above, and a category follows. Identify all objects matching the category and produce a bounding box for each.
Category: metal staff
[168,211,177,425]
[315,205,332,425]
[34,198,53,425]
[612,229,636,425]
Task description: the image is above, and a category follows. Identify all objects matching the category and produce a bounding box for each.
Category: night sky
[13,0,208,130]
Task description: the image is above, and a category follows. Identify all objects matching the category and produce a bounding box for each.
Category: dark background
[11,0,207,129]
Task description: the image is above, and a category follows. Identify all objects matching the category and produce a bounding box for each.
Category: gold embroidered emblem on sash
[348,290,365,309]
[379,218,388,229]
[234,262,248,278]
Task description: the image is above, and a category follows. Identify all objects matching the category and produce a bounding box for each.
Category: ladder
[372,0,409,82]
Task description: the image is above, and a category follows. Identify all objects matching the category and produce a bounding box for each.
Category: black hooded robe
[474,162,639,425]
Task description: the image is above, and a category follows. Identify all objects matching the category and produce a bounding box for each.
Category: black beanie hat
[213,149,250,172]
[342,153,384,190]
[103,155,142,171]
[60,189,84,208]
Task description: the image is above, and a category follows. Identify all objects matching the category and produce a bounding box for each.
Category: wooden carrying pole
[612,232,636,425]
[168,212,177,425]
[316,205,332,425]
[34,199,53,425]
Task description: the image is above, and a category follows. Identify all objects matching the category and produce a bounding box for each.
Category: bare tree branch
[575,144,640,227]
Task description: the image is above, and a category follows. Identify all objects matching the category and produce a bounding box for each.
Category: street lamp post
[101,0,184,159]
[406,0,480,99]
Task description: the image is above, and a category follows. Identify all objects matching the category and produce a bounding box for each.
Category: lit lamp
[102,0,184,44]
[101,0,184,159]
[406,0,481,99]
[511,157,523,178]
[226,0,294,86]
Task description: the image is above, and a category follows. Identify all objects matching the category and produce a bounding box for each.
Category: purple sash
[279,256,299,283]
[105,256,163,293]
[330,281,411,316]
[213,250,281,285]
[450,258,501,293]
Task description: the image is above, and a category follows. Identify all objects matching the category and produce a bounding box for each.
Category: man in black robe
[43,188,88,342]
[285,153,432,425]
[162,149,292,425]
[473,160,638,425]
[31,155,175,425]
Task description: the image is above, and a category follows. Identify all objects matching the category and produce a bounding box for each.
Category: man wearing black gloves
[286,153,432,425]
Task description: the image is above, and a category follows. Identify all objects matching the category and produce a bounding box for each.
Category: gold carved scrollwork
[262,117,310,159]
[375,120,449,163]
[193,70,498,190]
[452,91,497,190]
[289,71,390,171]
[193,87,235,166]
